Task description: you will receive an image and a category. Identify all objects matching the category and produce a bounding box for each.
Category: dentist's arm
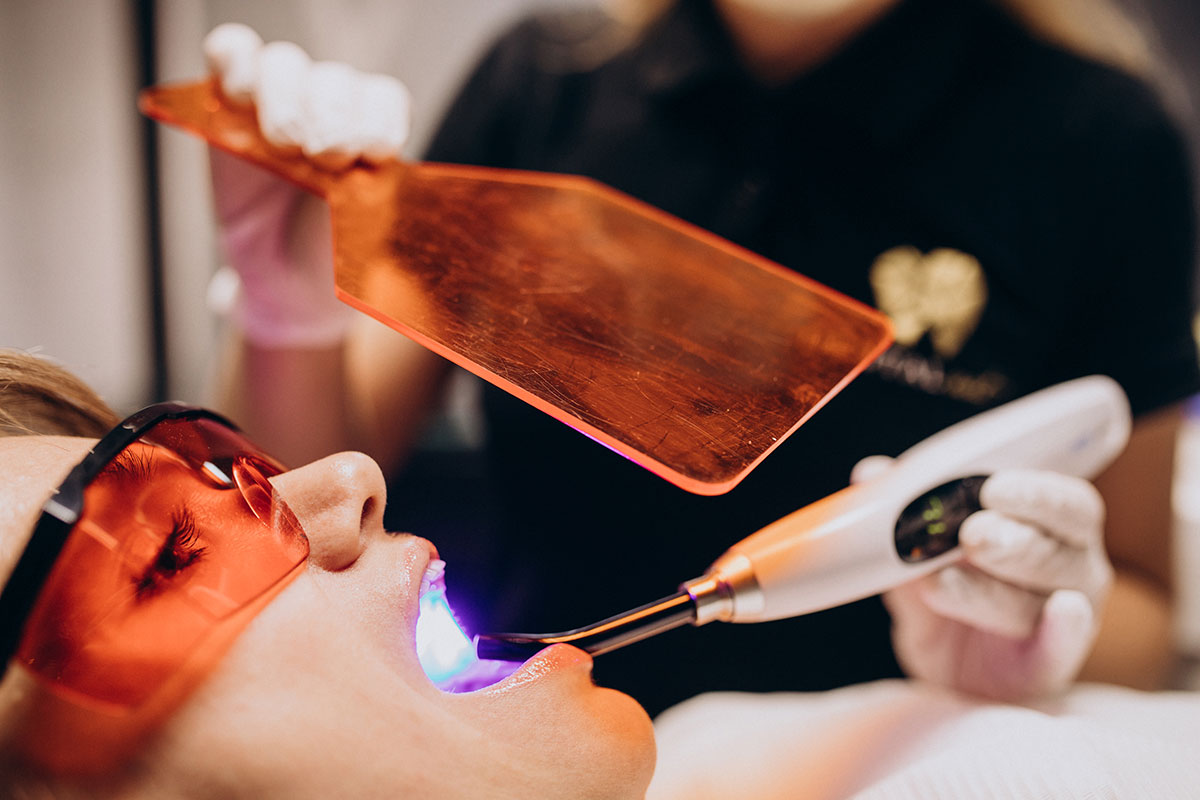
[1083,403,1181,689]
[204,24,448,472]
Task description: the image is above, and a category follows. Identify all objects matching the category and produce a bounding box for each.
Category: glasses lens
[16,416,309,710]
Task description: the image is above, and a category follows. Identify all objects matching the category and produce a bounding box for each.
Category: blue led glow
[416,588,478,685]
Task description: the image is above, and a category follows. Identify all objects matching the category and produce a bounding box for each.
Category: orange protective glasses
[0,404,309,714]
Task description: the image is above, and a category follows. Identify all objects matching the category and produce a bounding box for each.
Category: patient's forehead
[0,436,94,581]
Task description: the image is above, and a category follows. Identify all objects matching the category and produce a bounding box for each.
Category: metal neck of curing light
[475,591,697,661]
[682,552,763,624]
[475,554,764,662]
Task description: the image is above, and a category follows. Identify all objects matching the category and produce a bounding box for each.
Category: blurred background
[0,0,563,411]
[3,0,1200,681]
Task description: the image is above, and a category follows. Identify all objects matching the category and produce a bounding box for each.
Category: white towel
[649,680,1200,799]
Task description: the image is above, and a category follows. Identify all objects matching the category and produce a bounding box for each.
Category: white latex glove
[202,23,411,347]
[852,457,1113,700]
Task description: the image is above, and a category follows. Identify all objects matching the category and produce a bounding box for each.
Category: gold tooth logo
[869,246,987,359]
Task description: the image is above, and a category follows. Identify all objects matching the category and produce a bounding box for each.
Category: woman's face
[0,435,655,799]
[719,0,886,18]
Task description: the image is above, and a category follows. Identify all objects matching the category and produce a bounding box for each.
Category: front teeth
[420,559,446,598]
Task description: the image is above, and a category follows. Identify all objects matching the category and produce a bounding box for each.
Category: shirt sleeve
[1078,93,1200,417]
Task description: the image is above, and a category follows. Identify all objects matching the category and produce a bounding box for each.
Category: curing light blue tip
[416,588,477,685]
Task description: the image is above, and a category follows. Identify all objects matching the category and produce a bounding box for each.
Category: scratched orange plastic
[140,81,892,495]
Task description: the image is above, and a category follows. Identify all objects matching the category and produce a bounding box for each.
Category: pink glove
[202,23,411,347]
[853,458,1113,700]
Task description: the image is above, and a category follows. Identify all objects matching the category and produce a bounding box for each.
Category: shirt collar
[634,0,1013,151]
[636,0,741,96]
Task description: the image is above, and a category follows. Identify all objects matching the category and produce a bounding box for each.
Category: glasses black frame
[0,402,244,682]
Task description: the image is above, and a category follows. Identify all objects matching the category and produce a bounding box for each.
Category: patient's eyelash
[101,448,157,485]
[134,509,207,598]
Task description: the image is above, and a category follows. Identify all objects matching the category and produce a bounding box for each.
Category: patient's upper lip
[398,538,440,625]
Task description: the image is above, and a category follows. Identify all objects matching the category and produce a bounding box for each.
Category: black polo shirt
[420,0,1200,715]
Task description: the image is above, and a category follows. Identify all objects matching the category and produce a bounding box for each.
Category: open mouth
[415,560,521,692]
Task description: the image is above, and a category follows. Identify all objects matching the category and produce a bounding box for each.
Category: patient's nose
[270,451,388,570]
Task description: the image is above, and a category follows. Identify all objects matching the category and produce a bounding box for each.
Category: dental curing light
[417,582,522,692]
[416,587,477,686]
[477,375,1131,661]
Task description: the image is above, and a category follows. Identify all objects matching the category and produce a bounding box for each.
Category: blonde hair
[606,0,1160,78]
[0,350,118,438]
[0,354,119,792]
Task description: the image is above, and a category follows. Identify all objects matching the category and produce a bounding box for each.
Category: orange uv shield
[15,411,308,712]
[140,81,892,494]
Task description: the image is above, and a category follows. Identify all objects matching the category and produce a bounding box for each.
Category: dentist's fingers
[204,25,411,167]
[255,40,312,153]
[302,61,363,170]
[959,510,1106,597]
[849,454,894,485]
[1023,589,1096,695]
[358,73,411,163]
[916,564,1045,638]
[204,22,262,104]
[300,66,409,165]
[979,470,1105,548]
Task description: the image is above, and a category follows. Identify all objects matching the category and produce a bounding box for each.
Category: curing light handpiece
[476,375,1131,663]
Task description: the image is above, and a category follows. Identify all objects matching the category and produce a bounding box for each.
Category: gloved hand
[202,23,411,347]
[853,458,1113,700]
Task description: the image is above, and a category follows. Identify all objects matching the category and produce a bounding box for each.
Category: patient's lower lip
[436,657,522,693]
[483,644,593,691]
[441,644,584,695]
[437,643,593,694]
